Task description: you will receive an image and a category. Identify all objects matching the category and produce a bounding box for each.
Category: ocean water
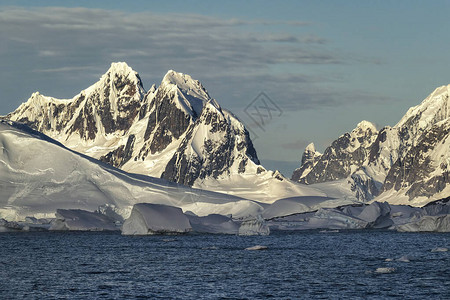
[0,230,448,299]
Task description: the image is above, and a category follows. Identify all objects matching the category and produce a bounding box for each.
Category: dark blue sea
[0,230,449,299]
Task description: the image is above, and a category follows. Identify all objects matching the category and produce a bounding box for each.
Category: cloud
[0,7,336,70]
[33,66,102,73]
[281,139,309,150]
[0,6,383,117]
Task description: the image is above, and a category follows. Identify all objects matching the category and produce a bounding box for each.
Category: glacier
[121,203,192,235]
[0,119,261,221]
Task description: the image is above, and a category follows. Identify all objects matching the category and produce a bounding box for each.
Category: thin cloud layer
[0,6,385,118]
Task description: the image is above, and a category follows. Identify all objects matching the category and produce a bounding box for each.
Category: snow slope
[0,119,265,221]
[5,62,319,203]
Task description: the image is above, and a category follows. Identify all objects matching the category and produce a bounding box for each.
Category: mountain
[0,119,264,221]
[292,121,378,184]
[5,62,331,202]
[0,119,359,222]
[292,84,450,206]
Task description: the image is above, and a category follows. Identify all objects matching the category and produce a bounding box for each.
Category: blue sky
[1,1,449,175]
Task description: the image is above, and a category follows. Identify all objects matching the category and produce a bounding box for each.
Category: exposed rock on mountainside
[292,85,450,204]
[292,121,378,184]
[5,63,260,187]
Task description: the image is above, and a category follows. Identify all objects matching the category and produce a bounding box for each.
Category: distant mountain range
[4,62,333,203]
[292,84,450,205]
[4,62,449,206]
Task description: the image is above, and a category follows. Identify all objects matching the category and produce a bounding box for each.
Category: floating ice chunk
[202,246,219,250]
[245,245,268,251]
[239,215,270,236]
[50,209,118,231]
[187,214,239,234]
[385,258,394,262]
[122,203,191,235]
[162,238,176,242]
[396,256,411,262]
[375,267,396,274]
[431,247,448,252]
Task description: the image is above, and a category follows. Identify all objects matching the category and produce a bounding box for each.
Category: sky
[1,0,449,176]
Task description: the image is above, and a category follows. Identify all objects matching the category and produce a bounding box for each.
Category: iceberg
[187,214,239,234]
[50,209,118,231]
[431,247,448,252]
[122,203,191,235]
[356,202,393,229]
[245,245,268,251]
[375,267,396,274]
[238,215,270,236]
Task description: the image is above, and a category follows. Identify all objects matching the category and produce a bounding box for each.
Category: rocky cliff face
[292,121,378,184]
[161,101,259,186]
[291,143,321,183]
[292,85,450,203]
[9,63,145,142]
[5,62,260,187]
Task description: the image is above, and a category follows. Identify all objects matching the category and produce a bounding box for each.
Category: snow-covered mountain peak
[291,142,322,182]
[162,70,210,98]
[396,84,450,132]
[302,143,321,163]
[163,69,204,89]
[26,92,48,105]
[305,142,317,153]
[158,70,214,118]
[354,120,377,133]
[104,62,140,82]
[6,63,324,204]
[292,83,450,204]
[93,61,145,99]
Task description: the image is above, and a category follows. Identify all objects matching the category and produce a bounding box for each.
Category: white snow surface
[161,70,213,116]
[194,172,357,204]
[261,196,355,220]
[0,119,262,221]
[396,84,450,135]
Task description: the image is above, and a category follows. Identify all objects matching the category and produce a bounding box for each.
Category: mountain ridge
[5,62,323,203]
[292,84,450,205]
